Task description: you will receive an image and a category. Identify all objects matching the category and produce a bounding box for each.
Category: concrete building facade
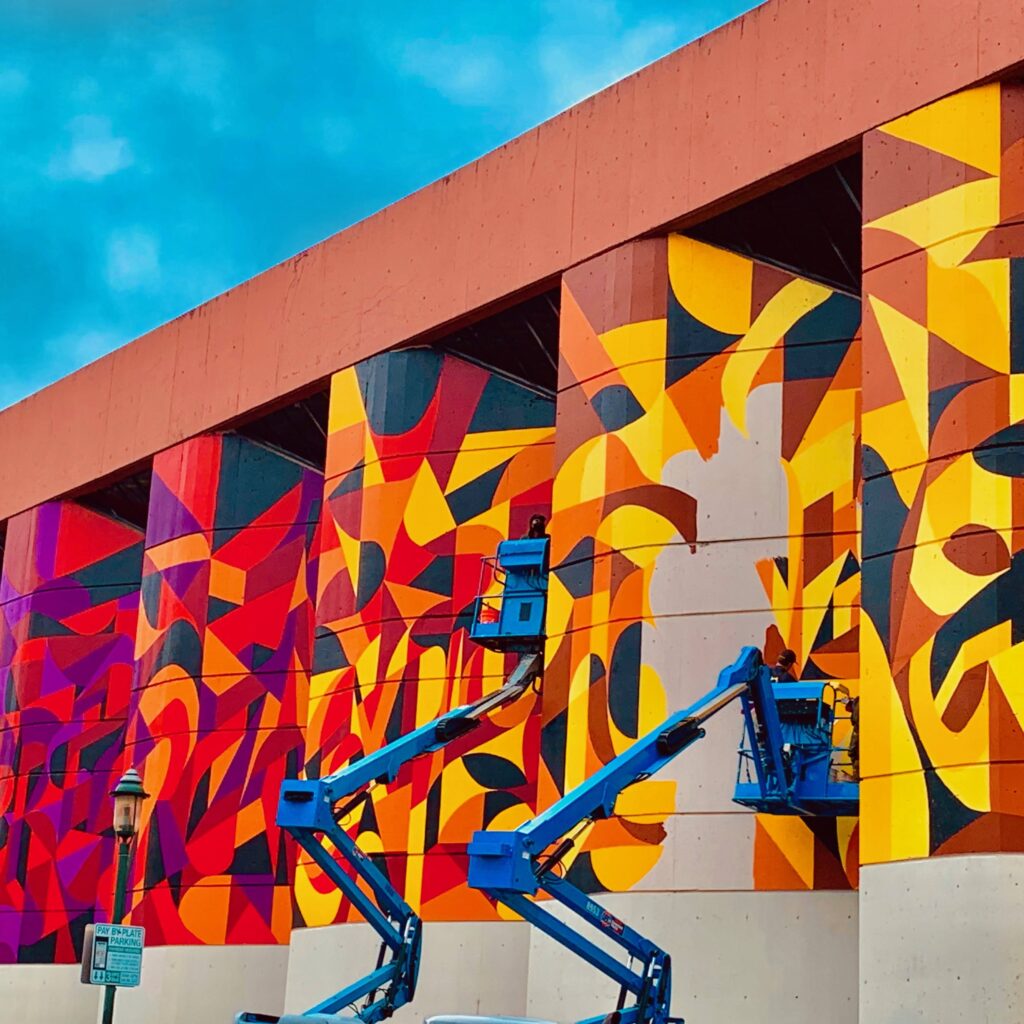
[2,2,1024,1022]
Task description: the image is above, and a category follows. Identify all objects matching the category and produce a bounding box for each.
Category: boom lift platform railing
[236,536,550,1024]
[466,646,858,1024]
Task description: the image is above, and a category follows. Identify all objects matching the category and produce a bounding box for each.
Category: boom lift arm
[237,652,542,1024]
[466,646,794,1024]
[237,536,550,1024]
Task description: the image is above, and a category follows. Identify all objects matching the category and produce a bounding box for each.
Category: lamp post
[101,768,149,1024]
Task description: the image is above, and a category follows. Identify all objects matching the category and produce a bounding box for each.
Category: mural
[124,433,321,944]
[861,81,1024,862]
[297,349,555,926]
[0,238,863,966]
[0,501,143,963]
[544,235,860,893]
[0,243,865,964]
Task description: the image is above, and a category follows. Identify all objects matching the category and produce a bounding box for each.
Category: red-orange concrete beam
[2,0,1022,520]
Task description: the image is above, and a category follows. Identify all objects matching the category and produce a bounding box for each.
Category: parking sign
[81,923,145,988]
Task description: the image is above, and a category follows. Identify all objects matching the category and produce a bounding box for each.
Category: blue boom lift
[465,645,858,1024]
[236,536,550,1024]
[237,528,858,1024]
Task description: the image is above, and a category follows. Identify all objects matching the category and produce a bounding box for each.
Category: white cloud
[0,327,124,410]
[105,227,161,292]
[538,17,682,111]
[47,114,134,182]
[152,39,226,104]
[47,327,122,366]
[400,39,504,106]
[150,39,232,130]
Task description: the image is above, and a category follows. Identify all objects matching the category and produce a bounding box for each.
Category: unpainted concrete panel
[0,963,99,1024]
[285,920,531,1024]
[643,606,777,812]
[634,811,755,892]
[648,539,787,616]
[659,385,787,545]
[860,856,1024,1024]
[110,944,288,1024]
[525,890,857,1024]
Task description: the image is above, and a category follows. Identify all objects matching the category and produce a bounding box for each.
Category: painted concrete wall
[861,77,1024,866]
[296,349,555,933]
[859,76,1024,1024]
[125,434,321,948]
[0,502,143,966]
[547,236,859,906]
[1,243,866,1023]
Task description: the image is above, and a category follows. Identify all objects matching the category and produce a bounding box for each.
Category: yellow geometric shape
[403,462,457,546]
[579,435,609,505]
[327,368,367,435]
[614,778,675,818]
[860,615,922,781]
[601,319,669,408]
[667,234,753,336]
[294,856,342,926]
[909,637,991,784]
[879,83,1001,177]
[414,645,449,723]
[864,178,1000,260]
[616,392,688,484]
[927,256,1009,373]
[868,295,930,451]
[596,505,681,566]
[145,532,211,572]
[454,424,554,459]
[589,833,665,893]
[635,662,670,736]
[861,419,925,511]
[859,771,930,864]
[989,641,1024,739]
[788,411,858,510]
[723,277,831,435]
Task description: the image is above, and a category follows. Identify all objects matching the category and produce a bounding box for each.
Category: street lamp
[101,768,149,1024]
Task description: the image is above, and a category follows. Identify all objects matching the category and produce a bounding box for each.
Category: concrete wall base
[111,944,288,1024]
[525,891,858,1024]
[861,855,1024,1024]
[284,919,531,1024]
[0,963,100,1024]
[1,891,859,1024]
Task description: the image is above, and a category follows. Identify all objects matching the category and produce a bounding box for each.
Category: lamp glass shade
[113,790,142,838]
[110,769,149,840]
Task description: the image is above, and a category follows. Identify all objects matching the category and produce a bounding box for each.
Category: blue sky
[0,0,757,409]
